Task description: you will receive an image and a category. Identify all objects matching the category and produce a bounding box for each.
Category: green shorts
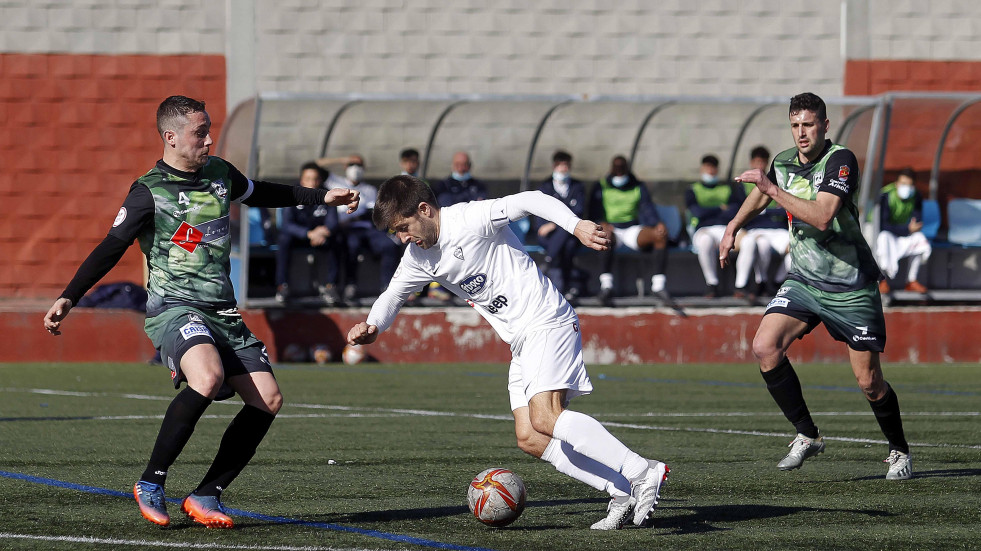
[145,305,272,399]
[763,279,886,352]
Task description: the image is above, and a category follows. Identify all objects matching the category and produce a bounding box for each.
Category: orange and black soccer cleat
[181,493,234,529]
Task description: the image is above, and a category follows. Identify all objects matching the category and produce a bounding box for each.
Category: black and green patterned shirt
[769,140,881,292]
[61,157,328,316]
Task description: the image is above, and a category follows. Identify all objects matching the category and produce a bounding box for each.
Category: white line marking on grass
[5,387,979,449]
[0,532,378,551]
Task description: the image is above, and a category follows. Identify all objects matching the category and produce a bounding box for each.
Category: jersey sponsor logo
[826,179,848,192]
[170,215,230,253]
[838,165,849,179]
[179,321,213,341]
[766,297,790,310]
[485,294,509,314]
[459,273,487,295]
[113,207,127,227]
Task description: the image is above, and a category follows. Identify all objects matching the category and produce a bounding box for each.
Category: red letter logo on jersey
[838,165,849,179]
[171,221,204,253]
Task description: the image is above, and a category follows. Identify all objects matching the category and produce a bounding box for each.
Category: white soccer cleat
[630,460,669,526]
[777,433,825,470]
[884,450,913,480]
[590,496,635,530]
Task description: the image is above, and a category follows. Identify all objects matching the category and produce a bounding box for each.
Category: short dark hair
[156,95,206,137]
[789,92,827,121]
[898,167,916,181]
[701,154,720,167]
[372,174,439,231]
[750,146,770,162]
[400,148,419,160]
[552,150,572,164]
[300,161,326,180]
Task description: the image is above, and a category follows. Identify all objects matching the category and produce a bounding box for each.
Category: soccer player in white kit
[347,175,669,530]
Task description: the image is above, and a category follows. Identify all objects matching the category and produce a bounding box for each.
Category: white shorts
[746,228,790,254]
[612,225,643,251]
[507,322,593,411]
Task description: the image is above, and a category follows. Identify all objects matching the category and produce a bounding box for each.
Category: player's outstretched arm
[573,220,611,251]
[326,187,360,214]
[43,298,73,336]
[347,322,379,345]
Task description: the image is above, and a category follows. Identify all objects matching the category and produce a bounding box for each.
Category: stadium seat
[947,198,981,247]
[920,199,940,241]
[655,204,683,242]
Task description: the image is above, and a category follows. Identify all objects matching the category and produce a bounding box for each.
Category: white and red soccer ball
[467,468,526,527]
[342,344,366,365]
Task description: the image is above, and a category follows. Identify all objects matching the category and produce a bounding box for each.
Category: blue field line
[0,470,501,551]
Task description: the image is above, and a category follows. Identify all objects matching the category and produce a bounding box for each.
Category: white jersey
[367,193,581,346]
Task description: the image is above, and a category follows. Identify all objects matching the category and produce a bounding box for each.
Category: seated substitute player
[43,95,360,528]
[347,175,670,530]
[875,167,931,295]
[720,92,912,480]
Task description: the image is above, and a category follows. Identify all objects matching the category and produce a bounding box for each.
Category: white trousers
[692,225,728,286]
[735,228,791,289]
[876,231,932,282]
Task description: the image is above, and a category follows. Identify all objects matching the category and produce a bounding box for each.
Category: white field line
[0,532,380,551]
[3,387,979,449]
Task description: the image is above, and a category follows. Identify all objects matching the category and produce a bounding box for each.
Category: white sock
[541,438,631,497]
[651,274,666,292]
[599,273,614,290]
[552,410,650,483]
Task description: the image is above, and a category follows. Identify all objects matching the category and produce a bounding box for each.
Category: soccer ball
[467,468,526,527]
[342,344,366,365]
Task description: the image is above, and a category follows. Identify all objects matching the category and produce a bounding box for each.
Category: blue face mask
[552,171,569,182]
[700,173,718,185]
[452,171,471,181]
[611,175,629,187]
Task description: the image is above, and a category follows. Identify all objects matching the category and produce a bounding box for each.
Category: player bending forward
[348,175,669,530]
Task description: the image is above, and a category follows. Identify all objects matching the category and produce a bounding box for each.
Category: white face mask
[700,173,718,184]
[611,175,629,187]
[346,165,364,183]
[896,183,914,200]
[451,171,471,181]
[552,170,569,181]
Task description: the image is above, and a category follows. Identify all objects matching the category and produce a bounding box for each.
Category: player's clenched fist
[347,322,379,345]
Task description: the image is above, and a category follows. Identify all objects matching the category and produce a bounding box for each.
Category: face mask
[611,175,629,187]
[896,183,914,200]
[700,173,718,184]
[346,165,364,183]
[452,171,471,181]
[552,171,569,182]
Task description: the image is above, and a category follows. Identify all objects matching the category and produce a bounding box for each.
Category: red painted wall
[0,53,226,299]
[3,307,978,365]
[844,59,981,205]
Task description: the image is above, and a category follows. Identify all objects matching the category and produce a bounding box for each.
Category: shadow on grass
[843,467,981,482]
[652,503,892,534]
[304,497,605,525]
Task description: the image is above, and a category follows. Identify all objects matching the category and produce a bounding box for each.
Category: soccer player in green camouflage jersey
[43,96,360,527]
[719,93,912,480]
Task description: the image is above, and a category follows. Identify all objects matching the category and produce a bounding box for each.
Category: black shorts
[146,307,273,400]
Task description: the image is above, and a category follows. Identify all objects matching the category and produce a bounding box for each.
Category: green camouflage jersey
[108,158,253,316]
[769,140,881,292]
[59,156,328,317]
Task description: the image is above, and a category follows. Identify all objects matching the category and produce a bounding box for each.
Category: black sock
[651,247,667,275]
[761,357,819,438]
[194,405,276,497]
[141,387,212,486]
[869,383,909,454]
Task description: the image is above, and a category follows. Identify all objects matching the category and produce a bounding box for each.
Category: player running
[347,175,669,530]
[720,92,912,480]
[43,95,360,527]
